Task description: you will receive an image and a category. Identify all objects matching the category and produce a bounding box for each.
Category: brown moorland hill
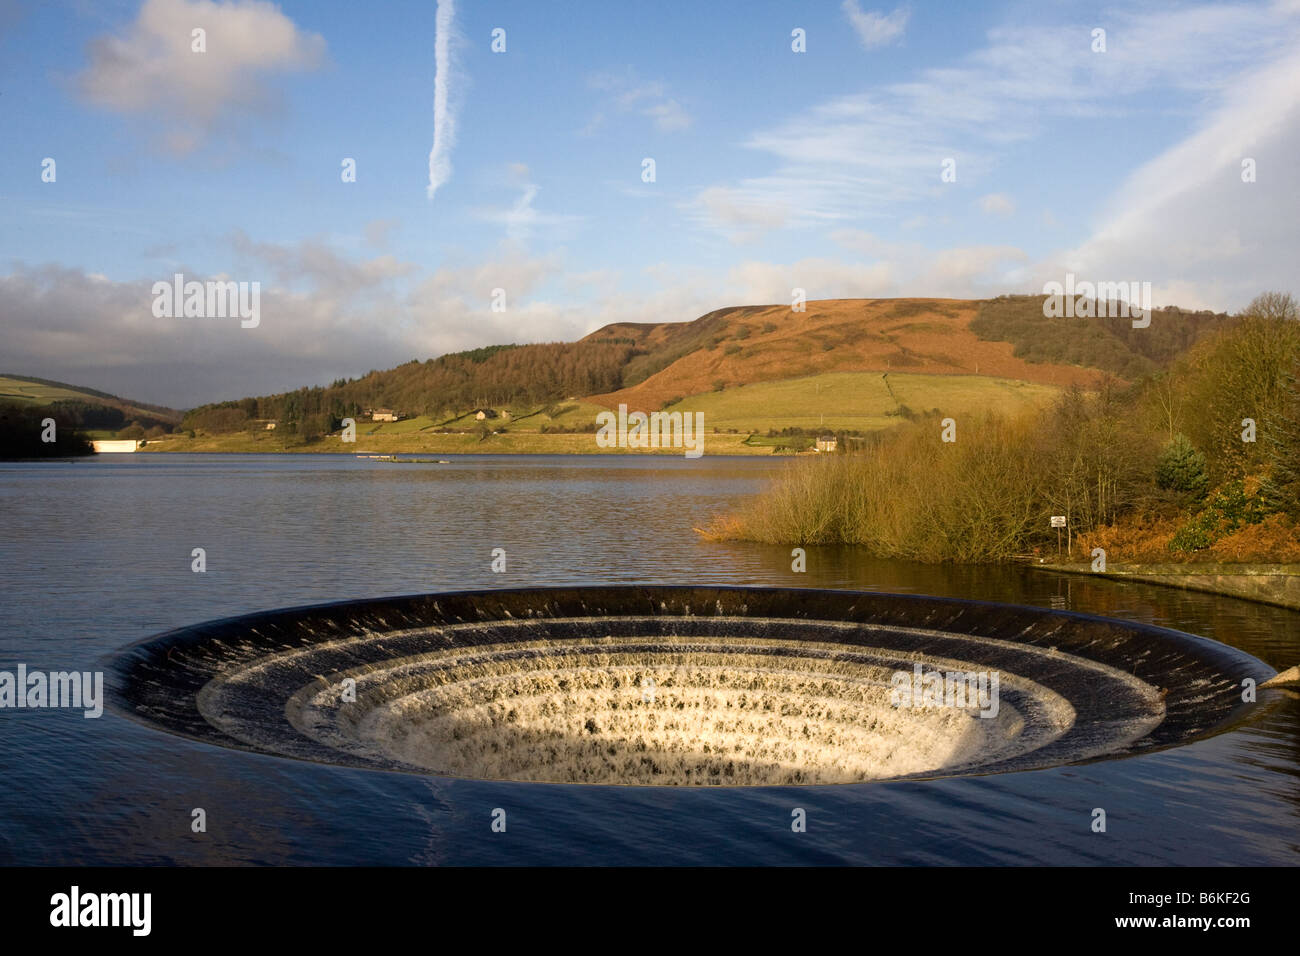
[584,298,1108,412]
[178,295,1226,434]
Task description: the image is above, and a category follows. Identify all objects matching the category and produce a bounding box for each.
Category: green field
[668,371,1062,432]
[155,398,733,454]
[0,376,100,405]
[149,373,1063,455]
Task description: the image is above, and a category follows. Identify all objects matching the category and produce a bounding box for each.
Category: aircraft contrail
[427,0,458,200]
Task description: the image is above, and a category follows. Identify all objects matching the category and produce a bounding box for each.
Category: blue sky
[2,0,1298,407]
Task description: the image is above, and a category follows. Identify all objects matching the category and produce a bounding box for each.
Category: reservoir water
[1,453,1296,865]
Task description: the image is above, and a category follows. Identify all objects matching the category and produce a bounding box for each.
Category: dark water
[1,453,1296,865]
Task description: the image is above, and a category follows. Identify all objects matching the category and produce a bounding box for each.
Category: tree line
[970,295,1229,380]
[0,402,93,458]
[183,341,638,438]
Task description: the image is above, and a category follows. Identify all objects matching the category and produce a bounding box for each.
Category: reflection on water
[0,453,1296,864]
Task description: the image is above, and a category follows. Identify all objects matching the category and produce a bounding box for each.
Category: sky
[1,0,1298,408]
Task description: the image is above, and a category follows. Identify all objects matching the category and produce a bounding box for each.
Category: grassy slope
[0,374,182,424]
[0,376,101,405]
[669,371,1060,432]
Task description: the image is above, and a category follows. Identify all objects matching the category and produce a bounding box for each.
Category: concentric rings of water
[105,586,1275,787]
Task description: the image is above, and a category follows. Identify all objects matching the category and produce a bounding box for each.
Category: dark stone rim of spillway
[102,586,1279,784]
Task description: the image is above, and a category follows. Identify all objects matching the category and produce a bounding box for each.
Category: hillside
[584,297,1228,412]
[969,295,1229,379]
[0,374,182,432]
[176,296,1230,443]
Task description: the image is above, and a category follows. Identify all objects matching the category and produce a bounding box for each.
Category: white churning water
[192,617,1164,786]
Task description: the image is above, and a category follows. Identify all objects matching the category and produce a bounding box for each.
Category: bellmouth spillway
[104,586,1277,787]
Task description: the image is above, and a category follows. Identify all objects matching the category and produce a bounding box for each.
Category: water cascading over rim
[104,586,1278,786]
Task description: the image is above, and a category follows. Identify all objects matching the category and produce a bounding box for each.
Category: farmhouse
[815,434,837,453]
[473,408,499,420]
[371,408,399,422]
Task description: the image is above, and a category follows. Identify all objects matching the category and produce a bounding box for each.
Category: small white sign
[1050,516,1067,528]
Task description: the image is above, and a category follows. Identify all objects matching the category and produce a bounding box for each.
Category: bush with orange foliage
[1076,517,1178,563]
[1208,513,1300,563]
[1077,511,1300,564]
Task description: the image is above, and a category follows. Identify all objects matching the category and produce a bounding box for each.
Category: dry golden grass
[701,412,1044,562]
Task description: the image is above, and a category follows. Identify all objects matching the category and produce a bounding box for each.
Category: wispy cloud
[643,98,692,132]
[471,164,584,242]
[841,1,909,49]
[427,0,461,200]
[75,0,325,155]
[586,70,693,133]
[978,193,1015,217]
[687,3,1297,240]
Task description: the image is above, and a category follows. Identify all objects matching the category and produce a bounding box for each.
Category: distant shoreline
[135,431,795,456]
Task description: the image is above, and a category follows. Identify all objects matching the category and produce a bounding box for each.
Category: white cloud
[725,258,896,304]
[403,244,576,354]
[76,0,325,154]
[0,261,409,407]
[1040,42,1300,312]
[828,229,895,259]
[829,229,1028,297]
[842,2,910,49]
[230,231,415,299]
[978,193,1015,216]
[685,186,790,243]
